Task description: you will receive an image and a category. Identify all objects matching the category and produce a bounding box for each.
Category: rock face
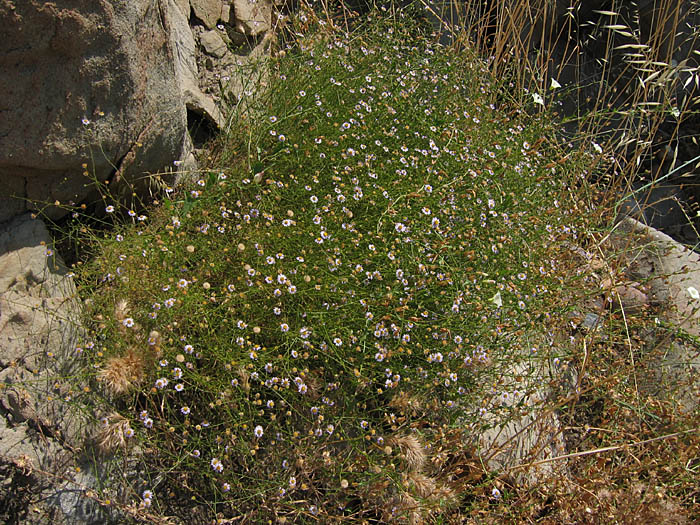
[233,0,271,36]
[0,0,188,224]
[615,218,700,414]
[191,0,225,28]
[168,0,225,131]
[0,0,277,225]
[0,214,108,524]
[469,215,700,486]
[201,29,229,58]
[473,355,569,487]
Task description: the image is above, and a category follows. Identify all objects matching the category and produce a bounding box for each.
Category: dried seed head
[304,372,322,399]
[97,348,144,396]
[389,391,422,412]
[147,330,162,358]
[430,484,457,506]
[389,434,426,472]
[96,412,132,455]
[384,494,423,525]
[114,299,129,322]
[406,472,437,499]
[114,299,131,335]
[237,368,250,393]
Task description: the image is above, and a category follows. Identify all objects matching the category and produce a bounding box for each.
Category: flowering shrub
[74,10,595,523]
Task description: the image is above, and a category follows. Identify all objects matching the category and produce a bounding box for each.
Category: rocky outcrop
[0,0,275,226]
[168,0,226,133]
[0,2,276,520]
[191,0,224,28]
[190,0,272,35]
[0,214,108,524]
[232,0,272,36]
[469,213,700,487]
[0,0,189,224]
[475,356,569,487]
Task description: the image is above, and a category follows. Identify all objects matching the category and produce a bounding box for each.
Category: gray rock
[469,353,569,486]
[221,3,231,23]
[233,0,271,36]
[169,0,225,130]
[191,0,224,29]
[0,212,68,296]
[582,312,603,331]
[0,215,80,373]
[614,218,700,413]
[174,133,200,188]
[174,0,190,17]
[611,283,649,314]
[642,340,700,416]
[200,29,229,58]
[0,0,188,224]
[618,218,700,336]
[51,471,108,525]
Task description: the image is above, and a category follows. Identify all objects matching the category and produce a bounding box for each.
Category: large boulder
[472,353,569,487]
[615,218,700,414]
[0,0,189,224]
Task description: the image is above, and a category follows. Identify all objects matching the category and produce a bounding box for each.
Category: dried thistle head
[97,348,144,396]
[96,412,133,455]
[389,434,427,472]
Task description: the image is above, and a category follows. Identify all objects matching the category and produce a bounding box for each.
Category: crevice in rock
[189,9,208,29]
[187,107,218,148]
